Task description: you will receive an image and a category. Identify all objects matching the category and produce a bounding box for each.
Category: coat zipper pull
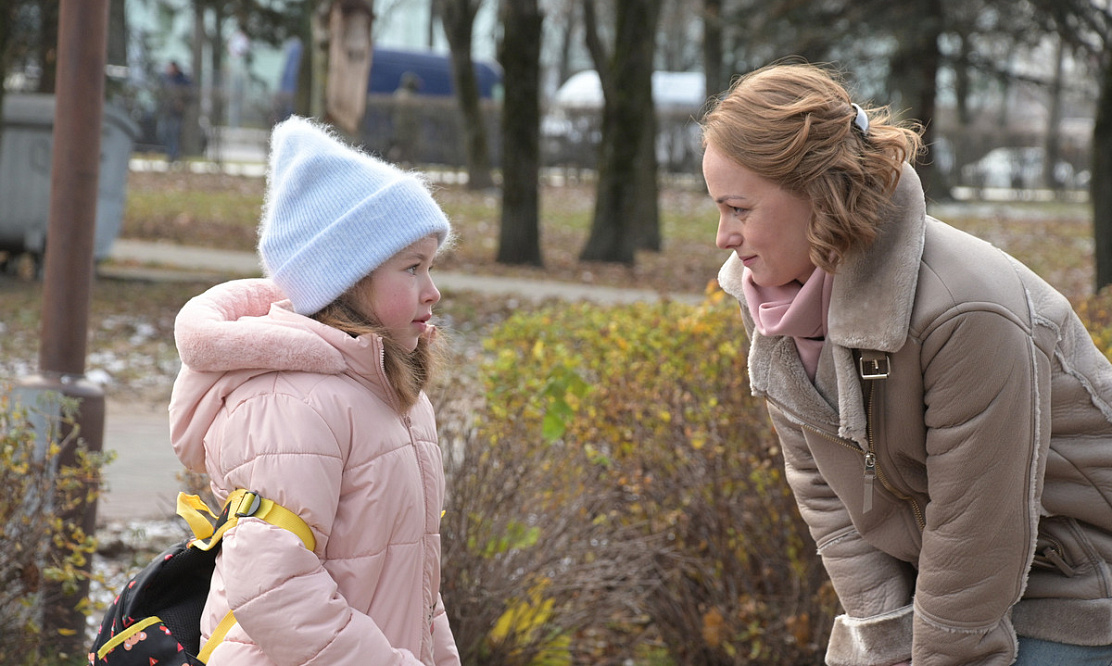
[1042,546,1076,577]
[863,452,876,513]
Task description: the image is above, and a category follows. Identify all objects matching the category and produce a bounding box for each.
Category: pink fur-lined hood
[173,278,348,375]
[169,278,363,472]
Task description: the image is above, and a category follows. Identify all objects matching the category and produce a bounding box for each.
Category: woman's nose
[716,219,740,250]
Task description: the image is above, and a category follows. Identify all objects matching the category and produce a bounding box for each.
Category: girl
[702,63,1112,666]
[169,116,460,665]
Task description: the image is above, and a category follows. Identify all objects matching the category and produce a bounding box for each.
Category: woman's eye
[730,206,747,215]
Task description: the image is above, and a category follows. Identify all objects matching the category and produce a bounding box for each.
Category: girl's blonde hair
[311,296,441,413]
[701,62,924,272]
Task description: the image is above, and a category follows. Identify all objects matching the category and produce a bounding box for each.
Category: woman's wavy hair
[311,294,442,413]
[701,62,924,272]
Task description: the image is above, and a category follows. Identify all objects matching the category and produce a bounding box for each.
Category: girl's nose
[424,278,441,305]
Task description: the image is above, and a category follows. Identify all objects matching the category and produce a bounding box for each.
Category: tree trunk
[211,3,226,130]
[325,0,374,136]
[496,0,544,266]
[310,2,330,119]
[102,0,127,104]
[440,0,494,189]
[183,1,205,157]
[703,0,725,106]
[294,7,313,117]
[0,1,16,167]
[35,0,58,93]
[556,1,576,87]
[887,0,943,198]
[1043,37,1066,192]
[107,0,127,70]
[427,0,438,48]
[1093,50,1112,292]
[579,0,662,264]
[636,98,660,251]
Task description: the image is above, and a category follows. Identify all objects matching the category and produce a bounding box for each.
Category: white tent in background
[545,70,708,173]
[551,70,708,112]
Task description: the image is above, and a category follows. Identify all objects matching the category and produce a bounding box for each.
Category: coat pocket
[1026,515,1111,600]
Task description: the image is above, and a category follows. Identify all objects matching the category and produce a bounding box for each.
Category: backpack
[88,489,315,665]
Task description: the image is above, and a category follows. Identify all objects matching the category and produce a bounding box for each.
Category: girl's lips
[739,254,757,266]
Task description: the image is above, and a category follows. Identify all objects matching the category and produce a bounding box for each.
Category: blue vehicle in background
[368,47,502,99]
[359,47,503,167]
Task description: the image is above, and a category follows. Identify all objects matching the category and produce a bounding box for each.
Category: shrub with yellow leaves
[440,289,836,665]
[1077,285,1112,361]
[0,388,111,665]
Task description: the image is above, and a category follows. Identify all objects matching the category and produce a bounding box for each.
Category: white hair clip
[851,103,870,135]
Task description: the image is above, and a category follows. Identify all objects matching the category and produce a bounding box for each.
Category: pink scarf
[742,266,834,380]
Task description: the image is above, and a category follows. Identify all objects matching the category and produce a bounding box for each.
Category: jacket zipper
[401,411,439,629]
[788,371,925,532]
[862,377,925,531]
[1033,536,1076,577]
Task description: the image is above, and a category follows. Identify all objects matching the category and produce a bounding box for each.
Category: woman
[169,116,460,664]
[702,62,1112,665]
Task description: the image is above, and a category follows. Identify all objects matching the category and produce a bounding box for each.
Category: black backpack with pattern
[88,490,314,665]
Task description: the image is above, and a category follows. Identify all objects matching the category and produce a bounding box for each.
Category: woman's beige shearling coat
[719,166,1112,666]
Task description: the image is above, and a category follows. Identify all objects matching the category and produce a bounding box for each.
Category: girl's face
[348,235,441,352]
[702,143,816,287]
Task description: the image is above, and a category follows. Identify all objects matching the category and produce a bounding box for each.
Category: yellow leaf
[490,579,555,647]
[702,606,725,647]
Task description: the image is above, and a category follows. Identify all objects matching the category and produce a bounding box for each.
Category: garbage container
[0,93,139,267]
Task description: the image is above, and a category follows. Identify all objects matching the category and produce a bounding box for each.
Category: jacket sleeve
[908,309,1046,665]
[432,593,461,666]
[224,520,424,665]
[213,393,425,666]
[768,404,915,666]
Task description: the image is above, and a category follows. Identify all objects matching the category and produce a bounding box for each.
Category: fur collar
[718,164,927,442]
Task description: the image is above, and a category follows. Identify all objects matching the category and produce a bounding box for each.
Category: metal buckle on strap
[235,491,262,518]
[858,352,890,380]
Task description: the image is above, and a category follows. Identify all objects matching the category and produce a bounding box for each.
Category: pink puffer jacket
[168,278,460,666]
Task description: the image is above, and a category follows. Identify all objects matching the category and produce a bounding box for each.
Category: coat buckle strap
[858,350,890,380]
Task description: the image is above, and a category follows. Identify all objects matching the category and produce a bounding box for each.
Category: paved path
[106,239,700,306]
[96,240,701,524]
[99,399,183,523]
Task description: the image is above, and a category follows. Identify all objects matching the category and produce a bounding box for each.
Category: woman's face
[702,143,816,287]
[347,235,441,352]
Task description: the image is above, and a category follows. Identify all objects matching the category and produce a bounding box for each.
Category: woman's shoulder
[914,217,1066,329]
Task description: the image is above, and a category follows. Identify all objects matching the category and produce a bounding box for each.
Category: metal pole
[18,0,110,654]
[39,2,108,362]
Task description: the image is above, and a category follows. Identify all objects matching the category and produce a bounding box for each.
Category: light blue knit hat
[258,116,451,315]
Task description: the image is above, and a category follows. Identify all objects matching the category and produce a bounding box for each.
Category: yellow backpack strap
[197,611,238,663]
[226,489,317,551]
[176,489,316,552]
[177,492,220,541]
[180,489,316,663]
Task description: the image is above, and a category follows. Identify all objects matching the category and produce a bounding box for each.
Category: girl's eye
[407,265,419,275]
[730,206,748,216]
